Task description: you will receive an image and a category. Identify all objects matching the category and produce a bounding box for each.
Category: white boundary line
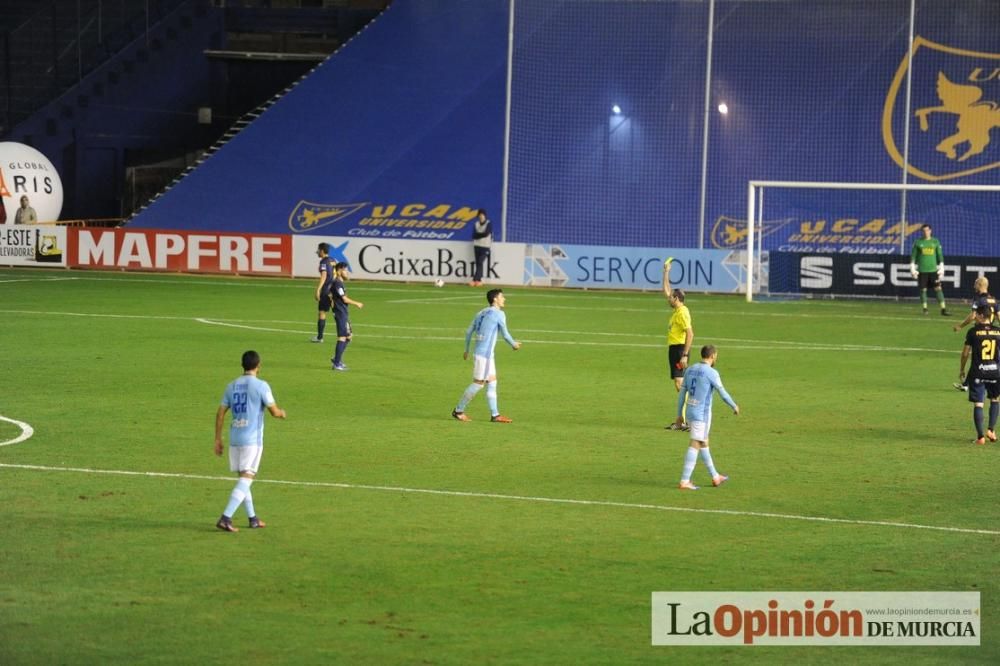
[0,277,79,284]
[190,317,945,352]
[0,416,34,447]
[0,462,996,536]
[0,309,955,354]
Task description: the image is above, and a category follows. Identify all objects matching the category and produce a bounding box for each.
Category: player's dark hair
[241,350,261,371]
[487,288,502,305]
[922,224,932,232]
[701,344,716,359]
[334,261,349,271]
[317,242,329,254]
[673,288,686,303]
[477,208,487,217]
[976,304,992,319]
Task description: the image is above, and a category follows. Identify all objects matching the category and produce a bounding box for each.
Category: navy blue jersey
[965,323,1000,380]
[332,278,350,318]
[970,292,999,324]
[318,256,334,294]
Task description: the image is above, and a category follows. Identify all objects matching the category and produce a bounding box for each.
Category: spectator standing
[470,208,492,287]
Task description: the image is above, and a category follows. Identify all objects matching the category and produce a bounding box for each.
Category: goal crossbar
[745,181,1000,302]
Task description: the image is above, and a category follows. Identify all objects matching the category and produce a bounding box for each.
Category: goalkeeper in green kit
[910,224,949,316]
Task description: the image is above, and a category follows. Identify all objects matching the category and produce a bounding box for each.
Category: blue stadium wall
[129,0,509,238]
[129,0,1000,259]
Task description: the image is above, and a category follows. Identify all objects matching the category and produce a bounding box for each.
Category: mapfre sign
[68,228,292,275]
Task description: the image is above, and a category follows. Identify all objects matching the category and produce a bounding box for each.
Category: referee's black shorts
[668,344,687,379]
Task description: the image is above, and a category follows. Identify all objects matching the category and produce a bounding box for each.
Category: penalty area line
[0,462,996,536]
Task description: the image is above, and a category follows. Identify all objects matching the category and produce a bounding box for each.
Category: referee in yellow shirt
[663,258,693,430]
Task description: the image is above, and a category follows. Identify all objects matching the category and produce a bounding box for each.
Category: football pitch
[1,267,997,665]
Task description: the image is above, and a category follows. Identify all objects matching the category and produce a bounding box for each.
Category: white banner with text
[291,235,525,285]
[0,225,66,267]
[652,591,980,646]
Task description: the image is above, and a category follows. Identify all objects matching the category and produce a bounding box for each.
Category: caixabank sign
[771,252,1000,297]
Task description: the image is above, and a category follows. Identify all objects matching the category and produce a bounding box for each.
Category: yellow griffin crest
[915,72,1000,163]
[883,36,1000,181]
[720,221,748,246]
[288,201,368,233]
[709,215,792,249]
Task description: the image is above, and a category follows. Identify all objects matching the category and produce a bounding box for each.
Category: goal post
[745,181,1000,302]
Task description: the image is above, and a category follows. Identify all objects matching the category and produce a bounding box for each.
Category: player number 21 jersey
[965,324,1000,380]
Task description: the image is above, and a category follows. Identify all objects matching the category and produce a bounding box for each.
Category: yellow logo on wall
[288,201,368,232]
[288,201,480,233]
[709,215,794,249]
[883,36,1000,181]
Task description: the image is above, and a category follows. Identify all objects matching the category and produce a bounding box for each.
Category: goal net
[743,181,1000,301]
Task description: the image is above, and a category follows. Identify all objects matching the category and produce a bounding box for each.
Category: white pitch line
[388,294,483,304]
[0,462,995,536]
[0,270,941,320]
[0,309,955,354]
[179,317,956,352]
[191,318,945,352]
[195,318,308,335]
[0,277,78,284]
[2,309,197,322]
[0,415,34,447]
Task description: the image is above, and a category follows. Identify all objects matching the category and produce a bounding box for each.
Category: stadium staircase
[2,0,387,220]
[126,1,389,224]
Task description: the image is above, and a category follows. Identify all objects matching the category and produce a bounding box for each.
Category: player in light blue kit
[452,288,522,423]
[214,350,286,532]
[671,344,739,490]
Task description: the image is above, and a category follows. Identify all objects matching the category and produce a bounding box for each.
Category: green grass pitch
[0,267,996,664]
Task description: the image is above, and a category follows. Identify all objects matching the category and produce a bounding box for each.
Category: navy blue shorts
[335,314,352,338]
[968,378,1000,403]
[318,292,332,311]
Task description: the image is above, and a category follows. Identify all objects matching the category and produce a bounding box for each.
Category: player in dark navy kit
[954,276,999,333]
[312,243,335,342]
[952,277,999,391]
[959,305,1000,445]
[330,262,364,371]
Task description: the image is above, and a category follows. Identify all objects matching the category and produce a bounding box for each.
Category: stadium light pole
[500,0,516,243]
[745,182,755,302]
[899,0,916,254]
[696,0,716,249]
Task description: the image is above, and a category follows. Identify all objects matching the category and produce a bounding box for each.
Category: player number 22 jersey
[221,375,276,447]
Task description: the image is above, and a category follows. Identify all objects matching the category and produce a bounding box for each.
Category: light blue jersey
[221,375,276,447]
[465,306,517,358]
[677,362,737,423]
